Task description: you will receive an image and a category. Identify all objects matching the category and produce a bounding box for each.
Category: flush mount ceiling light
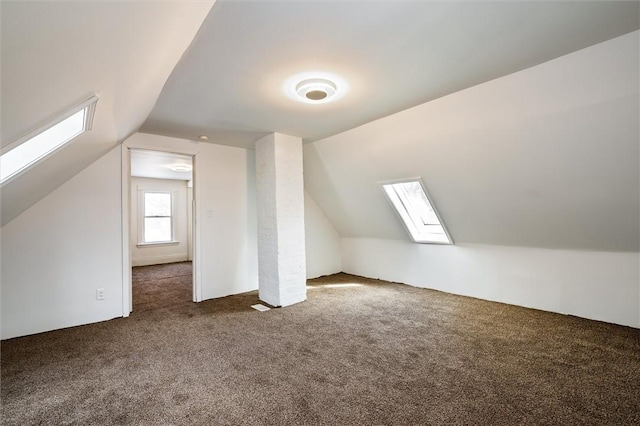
[295,78,337,102]
[285,72,347,104]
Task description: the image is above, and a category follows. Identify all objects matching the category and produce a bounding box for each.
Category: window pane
[394,181,440,225]
[1,108,85,182]
[144,217,171,243]
[145,193,171,217]
[382,180,452,244]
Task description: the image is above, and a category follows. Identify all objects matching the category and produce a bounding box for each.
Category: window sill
[137,241,180,248]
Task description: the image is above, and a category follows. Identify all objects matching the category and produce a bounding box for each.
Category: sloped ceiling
[142,1,639,148]
[1,1,214,226]
[2,1,638,252]
[304,32,640,252]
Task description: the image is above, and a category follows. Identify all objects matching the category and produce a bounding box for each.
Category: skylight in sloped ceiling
[381,179,452,244]
[1,96,98,185]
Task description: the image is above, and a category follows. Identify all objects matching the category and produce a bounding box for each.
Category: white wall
[342,238,640,328]
[1,130,345,339]
[124,133,258,301]
[126,135,342,298]
[1,146,123,339]
[130,177,189,267]
[1,134,260,339]
[305,190,341,278]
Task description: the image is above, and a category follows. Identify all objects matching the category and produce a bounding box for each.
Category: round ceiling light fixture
[295,78,337,102]
[285,72,347,104]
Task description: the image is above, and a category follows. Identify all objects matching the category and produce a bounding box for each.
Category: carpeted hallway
[132,261,194,313]
[2,264,639,425]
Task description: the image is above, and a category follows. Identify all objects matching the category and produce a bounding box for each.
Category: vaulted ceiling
[1,1,213,225]
[1,1,639,252]
[141,1,639,148]
[304,31,639,251]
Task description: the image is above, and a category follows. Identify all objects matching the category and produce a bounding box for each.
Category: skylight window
[1,96,98,184]
[381,179,452,244]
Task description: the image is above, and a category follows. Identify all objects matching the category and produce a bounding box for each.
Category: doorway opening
[126,149,196,313]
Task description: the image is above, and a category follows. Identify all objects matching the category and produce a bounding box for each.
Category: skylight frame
[0,95,98,186]
[380,177,453,245]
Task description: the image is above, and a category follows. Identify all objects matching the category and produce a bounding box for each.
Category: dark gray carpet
[2,266,639,425]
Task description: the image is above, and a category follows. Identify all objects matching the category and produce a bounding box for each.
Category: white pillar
[255,132,306,307]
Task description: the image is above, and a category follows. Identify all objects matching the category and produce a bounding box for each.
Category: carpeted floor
[2,264,639,425]
[132,261,194,313]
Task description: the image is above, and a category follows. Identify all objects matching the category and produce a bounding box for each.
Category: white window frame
[380,178,453,245]
[137,189,179,247]
[0,96,98,185]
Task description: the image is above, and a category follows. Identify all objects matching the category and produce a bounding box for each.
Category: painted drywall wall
[342,238,640,328]
[304,190,342,278]
[1,146,123,339]
[130,177,189,267]
[1,130,344,339]
[304,31,639,252]
[124,133,258,301]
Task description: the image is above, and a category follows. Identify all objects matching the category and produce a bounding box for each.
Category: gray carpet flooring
[2,263,639,425]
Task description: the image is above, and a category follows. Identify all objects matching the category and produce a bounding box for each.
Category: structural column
[255,132,306,307]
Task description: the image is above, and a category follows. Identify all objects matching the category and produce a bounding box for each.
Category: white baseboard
[132,254,189,267]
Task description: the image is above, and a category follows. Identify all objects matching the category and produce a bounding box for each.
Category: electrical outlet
[96,288,105,301]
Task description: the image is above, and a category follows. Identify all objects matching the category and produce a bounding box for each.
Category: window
[0,96,98,184]
[381,179,452,244]
[143,192,173,243]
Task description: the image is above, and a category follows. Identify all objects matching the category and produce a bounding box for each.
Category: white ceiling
[130,150,193,182]
[1,1,638,251]
[141,0,640,148]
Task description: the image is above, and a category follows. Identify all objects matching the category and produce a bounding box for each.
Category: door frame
[121,144,201,316]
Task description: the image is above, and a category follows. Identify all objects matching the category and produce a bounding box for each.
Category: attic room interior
[1,1,639,424]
